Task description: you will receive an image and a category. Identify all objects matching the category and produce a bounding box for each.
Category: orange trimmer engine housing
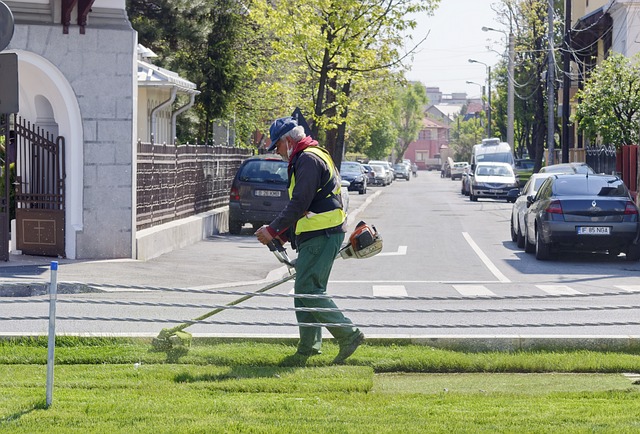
[339,220,383,259]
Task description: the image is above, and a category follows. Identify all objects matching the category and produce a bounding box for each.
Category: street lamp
[468,59,491,137]
[466,81,485,141]
[483,26,515,150]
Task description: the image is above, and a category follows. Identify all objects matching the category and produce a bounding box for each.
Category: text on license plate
[255,190,281,197]
[577,226,610,235]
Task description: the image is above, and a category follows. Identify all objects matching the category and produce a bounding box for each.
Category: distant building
[404,117,450,170]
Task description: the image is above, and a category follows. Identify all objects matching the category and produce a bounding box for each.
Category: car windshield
[239,160,288,184]
[553,177,629,197]
[340,163,361,174]
[476,165,513,177]
[393,164,406,170]
[476,153,513,164]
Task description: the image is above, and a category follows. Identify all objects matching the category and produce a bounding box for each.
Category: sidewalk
[0,232,289,295]
[0,190,380,296]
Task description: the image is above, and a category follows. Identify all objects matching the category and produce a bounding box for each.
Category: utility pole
[547,0,555,166]
[507,30,515,151]
[561,0,572,163]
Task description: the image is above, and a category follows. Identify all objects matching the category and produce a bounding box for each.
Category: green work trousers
[294,231,359,354]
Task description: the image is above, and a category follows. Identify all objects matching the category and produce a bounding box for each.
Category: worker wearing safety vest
[255,116,365,364]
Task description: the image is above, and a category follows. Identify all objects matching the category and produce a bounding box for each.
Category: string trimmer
[151,221,382,351]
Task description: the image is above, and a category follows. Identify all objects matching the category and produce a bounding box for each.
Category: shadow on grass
[0,400,47,425]
[148,344,190,363]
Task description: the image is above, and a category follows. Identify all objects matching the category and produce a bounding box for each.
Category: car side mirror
[526,195,536,207]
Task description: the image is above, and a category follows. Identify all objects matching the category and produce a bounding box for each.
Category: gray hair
[283,125,306,142]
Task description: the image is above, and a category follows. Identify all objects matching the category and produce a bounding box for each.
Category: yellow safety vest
[289,147,346,235]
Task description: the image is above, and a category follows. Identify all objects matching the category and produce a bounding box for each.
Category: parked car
[510,173,556,248]
[392,163,411,180]
[523,174,640,261]
[229,155,289,235]
[469,162,520,203]
[460,164,472,196]
[539,162,595,175]
[370,163,392,186]
[361,163,377,185]
[514,158,535,187]
[450,162,468,181]
[340,161,368,194]
[368,160,394,184]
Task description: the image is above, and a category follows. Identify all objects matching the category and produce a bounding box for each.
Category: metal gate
[12,115,66,257]
[0,114,10,261]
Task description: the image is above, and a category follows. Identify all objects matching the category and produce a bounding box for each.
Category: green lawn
[1,337,639,433]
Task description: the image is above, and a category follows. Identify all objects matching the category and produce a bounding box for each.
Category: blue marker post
[46,261,58,408]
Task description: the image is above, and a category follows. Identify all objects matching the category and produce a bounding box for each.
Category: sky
[403,0,506,99]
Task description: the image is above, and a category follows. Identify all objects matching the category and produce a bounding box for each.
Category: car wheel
[510,217,517,242]
[535,229,551,260]
[524,226,535,253]
[470,192,477,202]
[625,244,640,261]
[359,185,366,194]
[516,224,525,249]
[229,220,243,235]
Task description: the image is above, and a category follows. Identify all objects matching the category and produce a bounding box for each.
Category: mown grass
[1,337,640,433]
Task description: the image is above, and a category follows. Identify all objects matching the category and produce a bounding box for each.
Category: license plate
[255,190,281,197]
[577,226,610,235]
[489,189,502,193]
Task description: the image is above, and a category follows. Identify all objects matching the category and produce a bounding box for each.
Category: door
[12,114,66,257]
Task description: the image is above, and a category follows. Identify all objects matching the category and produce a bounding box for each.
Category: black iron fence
[136,139,253,231]
[586,145,617,175]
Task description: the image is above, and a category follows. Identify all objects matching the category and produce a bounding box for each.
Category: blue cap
[268,117,297,151]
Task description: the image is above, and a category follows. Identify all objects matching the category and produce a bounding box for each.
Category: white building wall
[7,2,137,259]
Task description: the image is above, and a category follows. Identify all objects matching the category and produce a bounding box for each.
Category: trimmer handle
[267,238,296,269]
[267,239,286,252]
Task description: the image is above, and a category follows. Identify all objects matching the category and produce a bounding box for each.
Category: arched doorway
[9,50,83,259]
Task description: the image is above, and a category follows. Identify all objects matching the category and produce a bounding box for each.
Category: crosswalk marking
[452,285,495,296]
[536,285,580,295]
[373,285,408,296]
[615,285,640,293]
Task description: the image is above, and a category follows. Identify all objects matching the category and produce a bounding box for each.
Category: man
[255,116,365,364]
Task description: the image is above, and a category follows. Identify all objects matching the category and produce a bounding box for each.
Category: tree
[250,0,440,166]
[574,53,640,147]
[391,82,428,163]
[493,0,564,170]
[127,0,261,144]
[450,115,485,162]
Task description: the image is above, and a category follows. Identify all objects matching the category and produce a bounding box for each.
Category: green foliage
[574,52,640,147]
[449,115,485,162]
[127,0,261,144]
[392,82,428,162]
[248,0,440,160]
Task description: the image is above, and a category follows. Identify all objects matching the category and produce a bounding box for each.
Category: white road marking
[452,284,496,296]
[616,285,640,293]
[536,285,581,295]
[461,232,511,283]
[373,285,408,296]
[377,246,407,256]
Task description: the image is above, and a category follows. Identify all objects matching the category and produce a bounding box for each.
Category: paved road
[2,171,640,344]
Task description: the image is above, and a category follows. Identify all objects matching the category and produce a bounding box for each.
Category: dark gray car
[523,174,640,260]
[228,155,289,235]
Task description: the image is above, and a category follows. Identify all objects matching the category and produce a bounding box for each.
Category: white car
[450,162,468,180]
[469,162,519,203]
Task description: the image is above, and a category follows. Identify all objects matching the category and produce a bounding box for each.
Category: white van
[471,138,515,171]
